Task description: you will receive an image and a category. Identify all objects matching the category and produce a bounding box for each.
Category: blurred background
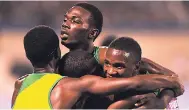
[0,1,189,109]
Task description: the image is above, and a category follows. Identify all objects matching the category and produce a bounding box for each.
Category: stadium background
[0,1,189,109]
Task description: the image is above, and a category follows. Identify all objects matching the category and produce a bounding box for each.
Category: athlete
[11,25,183,109]
[57,50,184,109]
[105,37,182,109]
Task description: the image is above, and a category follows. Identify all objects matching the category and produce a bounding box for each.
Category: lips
[106,74,112,78]
[60,30,69,40]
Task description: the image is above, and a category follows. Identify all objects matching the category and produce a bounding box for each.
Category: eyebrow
[113,63,126,67]
[104,59,110,63]
[105,59,126,66]
[72,15,82,19]
[64,14,82,19]
[113,61,126,65]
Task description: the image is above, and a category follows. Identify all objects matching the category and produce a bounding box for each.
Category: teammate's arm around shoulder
[141,57,176,75]
[64,74,182,96]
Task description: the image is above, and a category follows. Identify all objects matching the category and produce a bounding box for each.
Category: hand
[165,74,185,97]
[139,58,150,74]
[134,93,165,109]
[140,58,160,74]
[172,75,185,97]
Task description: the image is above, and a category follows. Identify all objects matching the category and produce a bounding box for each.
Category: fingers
[134,92,157,108]
[137,105,147,109]
[134,95,150,107]
[135,97,148,107]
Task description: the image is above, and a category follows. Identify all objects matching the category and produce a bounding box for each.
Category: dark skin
[60,6,98,52]
[11,48,184,109]
[60,5,107,66]
[59,5,182,109]
[103,48,182,109]
[12,72,183,109]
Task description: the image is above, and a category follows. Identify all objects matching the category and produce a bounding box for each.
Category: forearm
[131,75,177,92]
[84,74,176,95]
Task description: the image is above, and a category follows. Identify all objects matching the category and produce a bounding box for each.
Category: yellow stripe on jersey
[13,73,63,109]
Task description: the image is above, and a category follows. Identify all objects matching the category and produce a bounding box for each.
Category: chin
[61,40,71,49]
[61,40,81,50]
[61,40,68,45]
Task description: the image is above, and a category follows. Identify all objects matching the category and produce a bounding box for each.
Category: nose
[105,67,118,77]
[61,21,70,29]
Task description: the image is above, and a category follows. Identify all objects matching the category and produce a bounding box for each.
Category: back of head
[74,2,103,38]
[100,35,117,46]
[24,25,59,67]
[109,37,142,63]
[57,50,98,78]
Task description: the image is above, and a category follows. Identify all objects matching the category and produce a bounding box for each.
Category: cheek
[120,69,133,77]
[103,65,108,72]
[117,69,126,75]
[71,27,88,38]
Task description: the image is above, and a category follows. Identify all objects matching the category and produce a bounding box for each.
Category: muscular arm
[60,74,182,109]
[11,75,27,107]
[67,74,181,96]
[140,58,176,75]
[140,58,179,108]
[11,80,23,107]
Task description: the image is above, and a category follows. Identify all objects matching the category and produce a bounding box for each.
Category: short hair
[74,3,103,37]
[58,50,98,78]
[100,35,117,46]
[109,37,142,63]
[24,25,59,67]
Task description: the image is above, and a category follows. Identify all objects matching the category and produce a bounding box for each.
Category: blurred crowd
[0,1,189,30]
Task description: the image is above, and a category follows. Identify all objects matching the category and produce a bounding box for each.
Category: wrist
[161,88,175,98]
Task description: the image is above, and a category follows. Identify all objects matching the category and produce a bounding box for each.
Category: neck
[33,65,54,73]
[70,43,94,53]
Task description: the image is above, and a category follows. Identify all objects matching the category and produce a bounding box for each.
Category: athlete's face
[60,6,92,49]
[104,48,137,78]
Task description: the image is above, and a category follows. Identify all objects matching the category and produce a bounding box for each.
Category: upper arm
[141,58,177,75]
[11,75,27,107]
[11,80,22,107]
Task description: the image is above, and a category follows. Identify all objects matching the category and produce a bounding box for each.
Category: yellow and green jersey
[12,73,64,109]
[93,46,108,64]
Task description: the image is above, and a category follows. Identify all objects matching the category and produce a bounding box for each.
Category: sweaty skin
[12,73,183,109]
[104,48,184,109]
